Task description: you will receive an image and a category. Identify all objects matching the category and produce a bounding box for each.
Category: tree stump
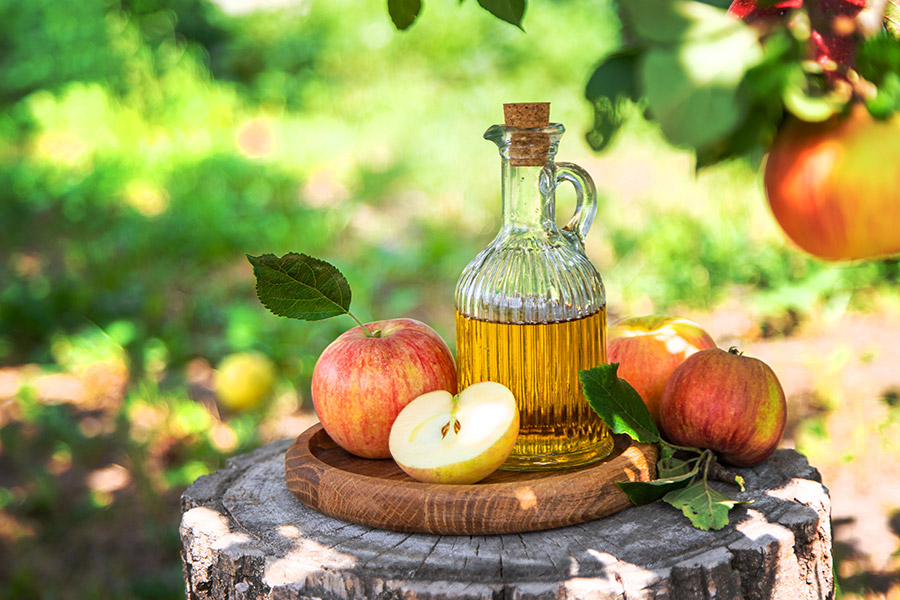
[180,439,833,600]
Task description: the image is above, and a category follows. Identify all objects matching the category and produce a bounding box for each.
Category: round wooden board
[284,424,658,535]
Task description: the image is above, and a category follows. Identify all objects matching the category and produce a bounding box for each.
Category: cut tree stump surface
[180,439,834,600]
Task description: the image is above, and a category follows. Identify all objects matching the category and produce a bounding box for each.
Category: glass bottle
[455,103,613,470]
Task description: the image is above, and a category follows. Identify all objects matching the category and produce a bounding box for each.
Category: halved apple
[388,381,519,484]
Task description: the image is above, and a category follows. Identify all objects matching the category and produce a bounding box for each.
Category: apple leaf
[587,0,776,165]
[888,0,900,38]
[247,253,353,321]
[620,0,746,44]
[695,29,800,167]
[388,0,422,30]
[585,49,640,152]
[639,16,763,154]
[617,468,697,505]
[657,455,695,478]
[856,32,900,119]
[579,363,660,444]
[662,479,752,531]
[476,0,525,30]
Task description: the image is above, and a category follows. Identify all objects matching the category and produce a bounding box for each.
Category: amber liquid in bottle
[455,309,613,470]
[456,103,613,470]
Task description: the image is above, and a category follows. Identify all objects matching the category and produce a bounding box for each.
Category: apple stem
[662,441,705,454]
[702,450,713,478]
[347,312,377,338]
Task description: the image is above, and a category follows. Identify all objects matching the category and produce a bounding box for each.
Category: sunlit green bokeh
[2,0,899,598]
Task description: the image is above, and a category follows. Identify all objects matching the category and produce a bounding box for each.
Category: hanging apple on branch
[585,0,900,261]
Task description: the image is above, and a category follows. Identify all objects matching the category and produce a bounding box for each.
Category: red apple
[311,318,457,459]
[660,347,787,467]
[607,315,717,427]
[765,104,900,261]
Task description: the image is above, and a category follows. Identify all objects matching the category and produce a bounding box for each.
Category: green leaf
[585,50,640,152]
[640,18,763,153]
[692,0,732,7]
[621,0,748,45]
[696,29,802,166]
[657,455,695,478]
[617,468,697,505]
[887,0,900,38]
[857,32,900,119]
[586,50,640,102]
[476,0,525,29]
[856,31,900,78]
[247,253,352,321]
[659,442,677,462]
[865,72,900,119]
[662,480,751,531]
[781,64,846,122]
[579,363,660,443]
[388,0,422,30]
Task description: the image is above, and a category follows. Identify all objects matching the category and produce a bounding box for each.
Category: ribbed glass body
[454,122,613,470]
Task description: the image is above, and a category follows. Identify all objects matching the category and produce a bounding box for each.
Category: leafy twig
[579,363,750,530]
[247,253,376,337]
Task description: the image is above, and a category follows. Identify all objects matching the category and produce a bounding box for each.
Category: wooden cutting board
[284,424,658,535]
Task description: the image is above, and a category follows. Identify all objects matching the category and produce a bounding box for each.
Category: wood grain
[182,440,834,600]
[283,424,658,535]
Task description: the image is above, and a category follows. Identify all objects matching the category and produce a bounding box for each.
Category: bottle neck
[501,160,556,233]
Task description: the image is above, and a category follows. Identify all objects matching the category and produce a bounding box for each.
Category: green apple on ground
[214,352,277,411]
[607,315,717,427]
[312,318,457,459]
[660,347,787,467]
[389,381,519,484]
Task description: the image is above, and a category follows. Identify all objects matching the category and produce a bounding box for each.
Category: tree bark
[181,440,833,600]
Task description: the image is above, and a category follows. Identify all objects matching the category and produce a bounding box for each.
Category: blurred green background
[1,0,899,598]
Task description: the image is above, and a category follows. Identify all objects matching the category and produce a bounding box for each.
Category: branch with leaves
[585,0,900,167]
[579,363,751,531]
[385,0,900,169]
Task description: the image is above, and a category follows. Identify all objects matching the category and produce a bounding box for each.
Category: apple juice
[455,309,613,470]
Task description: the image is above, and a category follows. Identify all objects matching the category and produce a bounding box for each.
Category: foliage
[248,253,357,323]
[389,0,525,31]
[593,1,900,166]
[412,0,900,166]
[1,0,898,597]
[580,363,749,531]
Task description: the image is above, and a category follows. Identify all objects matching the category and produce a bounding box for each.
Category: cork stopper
[503,102,552,167]
[503,102,550,128]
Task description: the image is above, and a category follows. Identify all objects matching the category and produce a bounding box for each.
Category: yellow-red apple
[389,382,519,484]
[311,318,457,459]
[607,315,717,427]
[765,103,900,261]
[660,347,787,467]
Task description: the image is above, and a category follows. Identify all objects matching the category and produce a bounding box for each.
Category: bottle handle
[556,162,598,244]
